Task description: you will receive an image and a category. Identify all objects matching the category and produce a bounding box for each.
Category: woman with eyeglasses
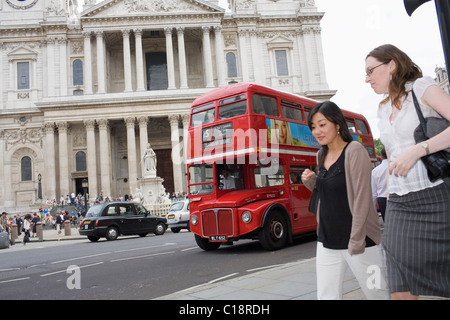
[365,44,450,300]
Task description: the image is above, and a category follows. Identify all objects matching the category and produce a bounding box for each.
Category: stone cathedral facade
[0,0,335,211]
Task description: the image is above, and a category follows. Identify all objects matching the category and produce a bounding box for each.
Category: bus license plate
[210,235,227,242]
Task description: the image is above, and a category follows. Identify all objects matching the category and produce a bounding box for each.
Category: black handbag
[308,188,319,215]
[412,90,450,182]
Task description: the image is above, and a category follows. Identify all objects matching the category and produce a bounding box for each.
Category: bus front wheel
[259,211,288,251]
[195,234,222,251]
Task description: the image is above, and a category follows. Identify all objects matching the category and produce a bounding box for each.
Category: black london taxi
[79,201,167,242]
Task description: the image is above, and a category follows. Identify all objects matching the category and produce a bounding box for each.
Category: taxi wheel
[154,222,166,235]
[171,227,181,233]
[88,236,100,242]
[105,226,119,241]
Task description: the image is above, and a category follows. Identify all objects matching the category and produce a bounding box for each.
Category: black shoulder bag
[308,148,322,215]
[412,90,450,183]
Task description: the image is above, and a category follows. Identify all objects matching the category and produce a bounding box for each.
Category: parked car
[166,200,190,233]
[79,202,167,242]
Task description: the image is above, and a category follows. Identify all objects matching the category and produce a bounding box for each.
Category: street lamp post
[37,173,42,200]
[82,178,89,214]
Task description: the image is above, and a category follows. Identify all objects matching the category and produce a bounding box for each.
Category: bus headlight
[241,211,252,224]
[190,214,198,226]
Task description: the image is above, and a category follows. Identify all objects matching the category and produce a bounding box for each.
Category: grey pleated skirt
[383,182,450,297]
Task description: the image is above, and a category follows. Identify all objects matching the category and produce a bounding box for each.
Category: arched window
[226,52,238,78]
[76,151,87,171]
[21,156,32,181]
[73,59,84,86]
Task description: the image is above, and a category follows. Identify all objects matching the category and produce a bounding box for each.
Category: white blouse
[377,76,443,196]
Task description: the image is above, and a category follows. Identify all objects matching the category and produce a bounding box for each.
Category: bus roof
[191,82,370,125]
[191,82,319,108]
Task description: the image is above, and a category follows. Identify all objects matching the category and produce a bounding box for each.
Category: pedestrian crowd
[0,208,82,246]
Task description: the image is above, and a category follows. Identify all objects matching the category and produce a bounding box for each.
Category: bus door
[288,165,316,232]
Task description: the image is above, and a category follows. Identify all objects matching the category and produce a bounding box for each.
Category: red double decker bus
[186,83,376,251]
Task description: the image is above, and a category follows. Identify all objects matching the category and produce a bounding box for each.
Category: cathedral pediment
[7,46,38,60]
[82,0,224,18]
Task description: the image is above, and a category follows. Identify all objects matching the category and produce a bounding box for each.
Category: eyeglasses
[365,62,386,78]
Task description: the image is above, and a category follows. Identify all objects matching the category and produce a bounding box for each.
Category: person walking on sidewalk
[302,101,389,300]
[365,44,450,300]
[56,212,63,234]
[371,148,388,221]
[22,214,32,245]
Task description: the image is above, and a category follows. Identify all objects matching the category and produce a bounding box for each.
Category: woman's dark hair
[307,101,353,168]
[366,44,422,109]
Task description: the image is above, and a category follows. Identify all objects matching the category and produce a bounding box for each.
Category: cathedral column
[31,58,38,100]
[95,30,106,94]
[249,29,263,83]
[313,27,329,89]
[181,114,190,192]
[125,117,138,194]
[202,26,214,88]
[57,122,70,198]
[295,29,308,92]
[164,27,176,90]
[58,37,68,96]
[134,29,145,92]
[238,30,250,82]
[176,27,188,89]
[97,119,111,197]
[83,31,93,94]
[214,26,226,87]
[169,115,183,193]
[301,26,316,91]
[84,119,98,198]
[122,29,133,92]
[47,37,56,97]
[44,122,56,201]
[138,116,149,176]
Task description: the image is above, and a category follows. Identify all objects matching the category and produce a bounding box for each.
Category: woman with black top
[302,101,389,300]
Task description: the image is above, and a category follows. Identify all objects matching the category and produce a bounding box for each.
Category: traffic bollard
[64,220,71,236]
[36,222,43,242]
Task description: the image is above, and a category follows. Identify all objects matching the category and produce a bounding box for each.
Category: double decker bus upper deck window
[191,103,215,126]
[346,118,356,133]
[218,94,247,120]
[281,100,303,122]
[251,94,279,116]
[304,107,311,122]
[355,119,369,135]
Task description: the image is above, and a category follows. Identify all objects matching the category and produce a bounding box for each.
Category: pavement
[3,228,447,301]
[155,257,367,300]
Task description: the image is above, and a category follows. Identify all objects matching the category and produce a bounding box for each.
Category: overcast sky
[218,0,445,138]
[309,0,445,138]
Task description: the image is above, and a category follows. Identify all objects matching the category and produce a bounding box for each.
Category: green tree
[374,138,384,156]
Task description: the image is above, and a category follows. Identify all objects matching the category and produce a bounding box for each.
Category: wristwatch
[421,142,430,155]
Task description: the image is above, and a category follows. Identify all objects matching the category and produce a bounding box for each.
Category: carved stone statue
[142,143,157,174]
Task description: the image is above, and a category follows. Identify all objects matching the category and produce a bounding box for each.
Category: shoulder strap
[411,90,428,135]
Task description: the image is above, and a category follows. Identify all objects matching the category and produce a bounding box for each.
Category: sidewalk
[10,226,85,244]
[155,257,366,300]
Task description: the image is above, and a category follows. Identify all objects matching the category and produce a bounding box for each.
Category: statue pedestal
[143,170,157,179]
[136,175,171,212]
